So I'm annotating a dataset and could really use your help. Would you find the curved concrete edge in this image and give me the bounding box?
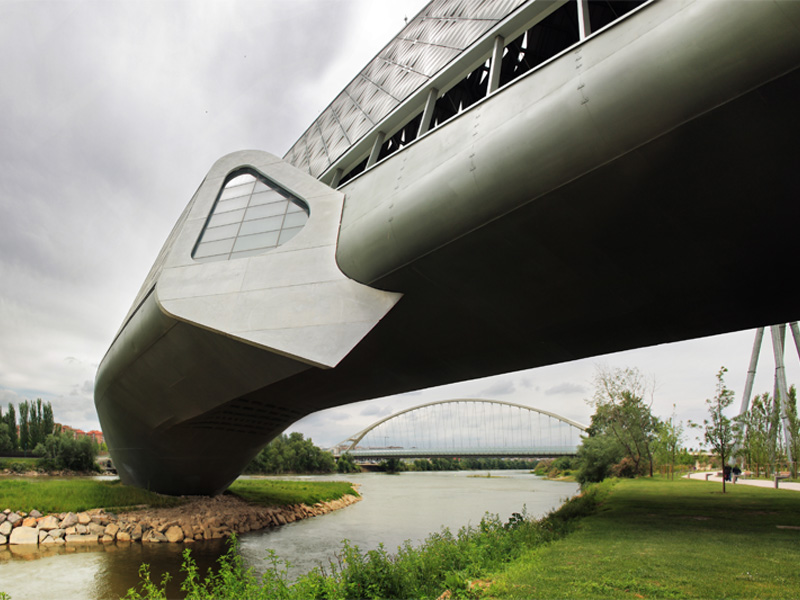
[156,150,402,369]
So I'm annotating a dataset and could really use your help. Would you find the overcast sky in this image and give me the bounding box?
[0,0,797,450]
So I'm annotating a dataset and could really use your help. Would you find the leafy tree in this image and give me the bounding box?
[42,401,54,438]
[18,400,29,452]
[245,433,336,475]
[586,366,659,477]
[0,421,12,453]
[337,452,359,473]
[737,392,778,476]
[38,433,99,472]
[378,457,405,473]
[5,403,17,450]
[653,407,685,478]
[576,432,625,483]
[700,367,740,493]
[786,385,800,478]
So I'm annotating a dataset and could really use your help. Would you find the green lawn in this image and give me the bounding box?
[227,478,358,506]
[493,477,800,599]
[0,477,358,514]
[0,478,184,513]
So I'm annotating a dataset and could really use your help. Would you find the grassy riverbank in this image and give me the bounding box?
[0,478,358,514]
[124,476,800,599]
[494,477,800,598]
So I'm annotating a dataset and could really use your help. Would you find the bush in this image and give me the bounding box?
[39,433,99,472]
[610,457,645,478]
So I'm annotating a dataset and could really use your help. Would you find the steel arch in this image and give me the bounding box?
[334,398,588,452]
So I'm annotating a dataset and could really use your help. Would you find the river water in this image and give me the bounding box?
[0,471,578,599]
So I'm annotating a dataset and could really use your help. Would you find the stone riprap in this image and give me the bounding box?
[0,493,360,547]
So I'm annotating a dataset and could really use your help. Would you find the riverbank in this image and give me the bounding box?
[0,478,360,549]
[120,475,800,599]
[493,477,800,598]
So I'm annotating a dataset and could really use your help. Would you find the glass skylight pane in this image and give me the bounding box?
[249,190,286,207]
[194,238,235,258]
[233,231,280,252]
[283,211,308,229]
[253,180,274,193]
[207,209,246,228]
[239,215,285,236]
[200,223,239,242]
[219,181,255,200]
[244,202,288,221]
[214,196,250,213]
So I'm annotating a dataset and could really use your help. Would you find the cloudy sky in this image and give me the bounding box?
[0,0,796,449]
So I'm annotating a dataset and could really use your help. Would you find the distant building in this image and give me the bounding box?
[54,424,103,446]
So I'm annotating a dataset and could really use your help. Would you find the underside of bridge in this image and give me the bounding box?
[95,0,800,495]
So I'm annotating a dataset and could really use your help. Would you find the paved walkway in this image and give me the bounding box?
[685,471,800,491]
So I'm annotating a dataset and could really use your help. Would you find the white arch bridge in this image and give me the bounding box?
[333,399,587,460]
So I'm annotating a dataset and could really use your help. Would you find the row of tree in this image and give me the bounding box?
[379,456,536,472]
[0,399,55,453]
[576,365,800,492]
[245,432,339,474]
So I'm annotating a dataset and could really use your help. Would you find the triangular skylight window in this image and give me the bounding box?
[192,171,309,262]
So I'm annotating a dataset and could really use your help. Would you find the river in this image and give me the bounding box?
[0,471,578,599]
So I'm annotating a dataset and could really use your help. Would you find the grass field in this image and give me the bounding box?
[227,478,358,506]
[0,477,358,514]
[0,478,185,513]
[494,477,800,599]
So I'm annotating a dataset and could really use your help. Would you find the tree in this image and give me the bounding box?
[576,431,625,483]
[18,400,29,452]
[654,406,684,478]
[337,452,359,473]
[786,385,800,478]
[736,392,777,476]
[701,367,739,493]
[588,366,659,477]
[42,402,54,440]
[5,403,17,450]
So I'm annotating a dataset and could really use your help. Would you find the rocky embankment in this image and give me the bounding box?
[0,493,361,547]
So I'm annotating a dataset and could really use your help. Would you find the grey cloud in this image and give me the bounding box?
[360,405,393,418]
[544,382,587,396]
[479,380,516,397]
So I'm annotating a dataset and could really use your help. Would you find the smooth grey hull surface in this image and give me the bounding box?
[95,0,800,495]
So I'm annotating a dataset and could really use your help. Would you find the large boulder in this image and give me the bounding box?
[142,529,168,543]
[29,510,42,519]
[0,522,11,537]
[6,513,21,527]
[65,534,98,544]
[87,523,105,536]
[9,526,38,545]
[38,515,59,531]
[77,512,91,526]
[60,513,78,529]
[164,526,184,543]
[104,523,120,538]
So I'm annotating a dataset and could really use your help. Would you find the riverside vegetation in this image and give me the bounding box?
[121,476,800,600]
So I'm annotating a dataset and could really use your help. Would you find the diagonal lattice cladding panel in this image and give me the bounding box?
[283,0,528,179]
